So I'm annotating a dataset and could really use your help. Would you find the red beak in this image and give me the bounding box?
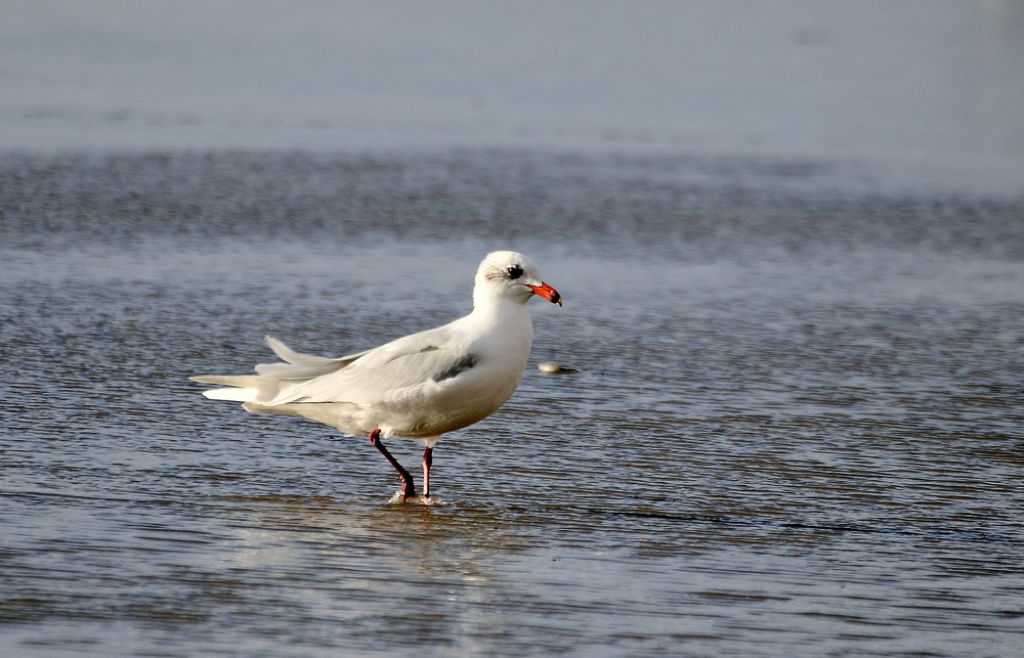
[528,282,562,306]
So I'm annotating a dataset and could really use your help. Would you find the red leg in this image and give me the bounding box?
[368,428,415,499]
[422,446,433,499]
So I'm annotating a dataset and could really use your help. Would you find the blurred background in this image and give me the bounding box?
[2,2,1022,657]
[2,0,1023,193]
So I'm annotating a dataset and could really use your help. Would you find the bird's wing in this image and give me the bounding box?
[192,335,373,401]
[253,335,370,380]
[261,320,478,406]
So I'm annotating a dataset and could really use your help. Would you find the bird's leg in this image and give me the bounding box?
[422,446,433,499]
[368,428,416,499]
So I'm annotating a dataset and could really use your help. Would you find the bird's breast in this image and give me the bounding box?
[388,331,532,438]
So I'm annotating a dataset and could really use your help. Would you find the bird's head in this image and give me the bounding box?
[474,250,562,308]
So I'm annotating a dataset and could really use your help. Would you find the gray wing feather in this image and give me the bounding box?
[254,335,369,381]
[259,324,475,406]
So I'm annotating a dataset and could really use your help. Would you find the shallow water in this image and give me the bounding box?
[1,149,1022,656]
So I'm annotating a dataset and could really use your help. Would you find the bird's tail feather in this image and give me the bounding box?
[253,335,359,381]
[201,387,258,402]
[191,336,358,405]
[188,375,263,402]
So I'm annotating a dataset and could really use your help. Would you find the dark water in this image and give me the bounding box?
[1,150,1022,657]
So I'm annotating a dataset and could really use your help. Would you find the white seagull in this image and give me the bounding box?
[191,250,562,501]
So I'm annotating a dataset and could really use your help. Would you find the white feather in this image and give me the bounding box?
[191,250,558,441]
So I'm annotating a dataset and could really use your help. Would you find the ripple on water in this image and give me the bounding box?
[1,150,1022,657]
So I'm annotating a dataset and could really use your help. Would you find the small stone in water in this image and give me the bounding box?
[538,362,576,374]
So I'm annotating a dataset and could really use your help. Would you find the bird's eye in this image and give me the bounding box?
[506,264,524,280]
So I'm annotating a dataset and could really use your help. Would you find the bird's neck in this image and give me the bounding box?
[468,297,534,363]
[470,296,533,331]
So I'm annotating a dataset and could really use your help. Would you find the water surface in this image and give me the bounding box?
[1,150,1022,656]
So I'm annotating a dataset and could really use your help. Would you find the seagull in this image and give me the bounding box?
[191,250,562,501]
